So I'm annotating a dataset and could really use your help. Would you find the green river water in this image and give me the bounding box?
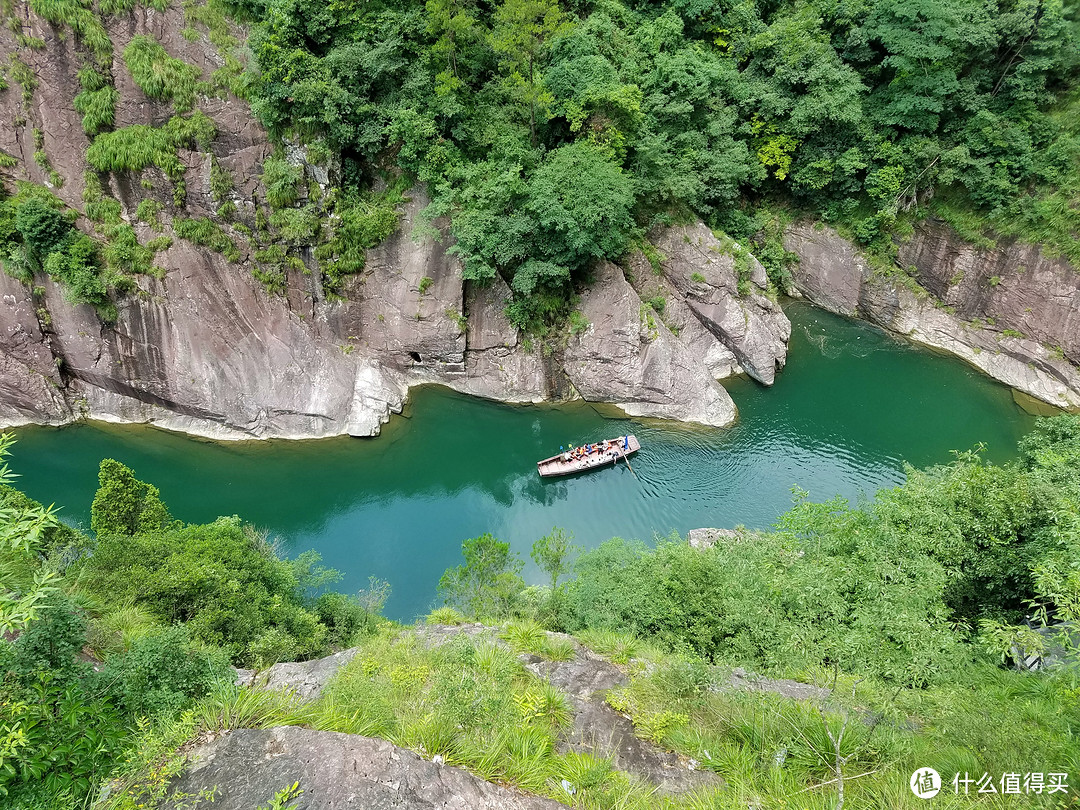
[10,303,1038,620]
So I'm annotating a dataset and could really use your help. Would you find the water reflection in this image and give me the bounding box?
[10,303,1037,619]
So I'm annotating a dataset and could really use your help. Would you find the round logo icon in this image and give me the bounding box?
[910,768,941,799]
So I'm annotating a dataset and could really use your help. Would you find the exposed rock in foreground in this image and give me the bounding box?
[252,648,360,700]
[520,647,721,796]
[784,223,1080,410]
[255,623,720,796]
[165,726,568,810]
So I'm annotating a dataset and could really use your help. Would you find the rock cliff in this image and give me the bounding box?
[0,5,789,438]
[784,223,1080,410]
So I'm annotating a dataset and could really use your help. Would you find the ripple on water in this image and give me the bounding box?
[7,302,1038,620]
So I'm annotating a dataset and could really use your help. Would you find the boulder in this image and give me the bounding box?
[165,727,569,810]
[650,224,790,385]
[254,648,361,700]
[686,528,742,549]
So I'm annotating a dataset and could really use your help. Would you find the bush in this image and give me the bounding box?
[261,154,302,209]
[91,458,174,537]
[1,597,125,800]
[314,188,402,289]
[102,625,232,718]
[14,198,71,260]
[86,113,217,180]
[73,67,117,135]
[123,36,203,112]
[173,217,241,262]
[78,463,350,668]
[44,233,114,316]
[437,534,524,622]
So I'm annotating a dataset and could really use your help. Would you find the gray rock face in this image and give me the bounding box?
[166,726,569,810]
[725,667,829,702]
[784,223,1080,410]
[686,528,742,549]
[563,261,737,427]
[255,648,361,700]
[900,222,1080,365]
[650,225,790,385]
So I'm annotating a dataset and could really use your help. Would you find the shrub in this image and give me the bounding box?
[44,233,114,316]
[101,625,232,718]
[86,112,217,180]
[28,0,112,61]
[268,206,319,244]
[173,217,240,262]
[15,197,70,260]
[437,534,524,622]
[103,223,155,277]
[314,188,402,288]
[1,597,126,800]
[123,36,203,112]
[261,155,302,209]
[73,67,117,135]
[135,199,164,228]
[90,458,174,537]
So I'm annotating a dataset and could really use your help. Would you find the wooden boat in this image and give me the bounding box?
[537,435,640,478]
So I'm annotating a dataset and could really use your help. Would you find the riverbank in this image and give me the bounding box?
[11,304,1035,621]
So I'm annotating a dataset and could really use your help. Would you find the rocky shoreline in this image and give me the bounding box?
[1,3,1076,438]
[0,190,793,440]
[3,208,1078,441]
[784,223,1080,411]
[4,210,1079,441]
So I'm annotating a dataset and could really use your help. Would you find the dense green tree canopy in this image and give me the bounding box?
[246,0,1079,325]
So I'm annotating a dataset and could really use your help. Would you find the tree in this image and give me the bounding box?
[527,141,634,265]
[14,197,71,265]
[426,0,481,96]
[438,533,524,620]
[490,0,570,145]
[0,433,61,636]
[531,526,577,590]
[90,458,174,537]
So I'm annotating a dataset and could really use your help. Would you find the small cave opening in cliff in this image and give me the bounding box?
[408,351,422,364]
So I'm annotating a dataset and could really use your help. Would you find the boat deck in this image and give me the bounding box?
[537,435,640,478]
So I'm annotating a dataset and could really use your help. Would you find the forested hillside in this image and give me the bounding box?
[243,0,1080,326]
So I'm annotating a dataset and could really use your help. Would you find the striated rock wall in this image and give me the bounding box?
[784,223,1080,410]
[0,5,787,438]
[626,223,790,386]
[898,222,1080,366]
[562,261,738,427]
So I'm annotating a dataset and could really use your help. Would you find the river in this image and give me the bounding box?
[10,303,1037,620]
